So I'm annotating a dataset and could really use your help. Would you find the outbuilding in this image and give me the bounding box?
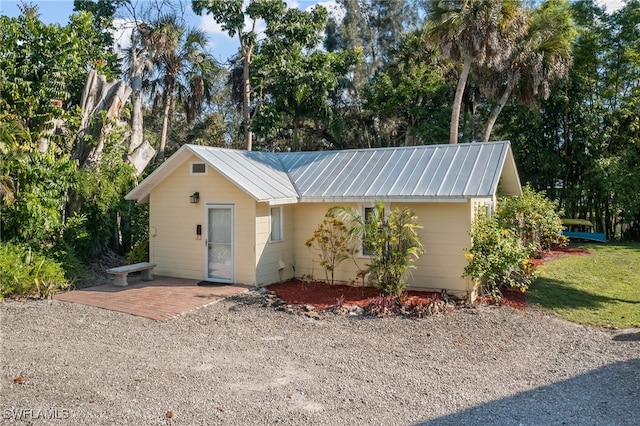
[125,141,522,300]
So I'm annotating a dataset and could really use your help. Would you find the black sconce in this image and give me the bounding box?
[190,192,200,203]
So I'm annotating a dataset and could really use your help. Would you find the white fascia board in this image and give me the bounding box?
[266,197,300,206]
[298,196,471,204]
[124,145,194,202]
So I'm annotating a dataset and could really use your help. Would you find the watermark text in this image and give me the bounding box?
[4,408,70,421]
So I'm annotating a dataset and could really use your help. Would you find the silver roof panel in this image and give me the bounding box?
[126,141,519,204]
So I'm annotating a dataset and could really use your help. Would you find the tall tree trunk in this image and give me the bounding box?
[450,56,472,144]
[157,91,172,162]
[242,46,253,151]
[482,75,516,142]
[129,31,144,155]
[74,70,132,168]
[127,30,156,175]
[69,70,132,219]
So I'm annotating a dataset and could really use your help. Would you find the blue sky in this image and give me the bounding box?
[0,0,337,62]
[0,0,626,63]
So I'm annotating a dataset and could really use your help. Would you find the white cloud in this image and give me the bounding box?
[198,14,226,37]
[194,1,345,61]
[597,1,625,12]
[306,0,344,22]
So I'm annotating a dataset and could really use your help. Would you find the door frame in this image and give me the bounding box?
[204,203,235,283]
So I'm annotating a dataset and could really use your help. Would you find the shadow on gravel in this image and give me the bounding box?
[613,332,640,342]
[416,359,640,425]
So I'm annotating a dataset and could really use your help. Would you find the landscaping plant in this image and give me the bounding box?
[331,202,424,296]
[463,209,537,301]
[465,187,566,301]
[305,212,357,285]
[0,242,69,299]
[496,184,566,258]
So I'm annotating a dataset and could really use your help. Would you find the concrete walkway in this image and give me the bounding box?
[53,276,251,321]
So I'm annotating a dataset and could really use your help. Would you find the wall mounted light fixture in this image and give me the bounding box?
[190,192,200,203]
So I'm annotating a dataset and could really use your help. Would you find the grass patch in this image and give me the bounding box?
[528,242,640,329]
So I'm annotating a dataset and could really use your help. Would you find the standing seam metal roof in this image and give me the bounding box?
[126,141,517,204]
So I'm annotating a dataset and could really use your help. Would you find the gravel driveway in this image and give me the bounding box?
[1,291,639,425]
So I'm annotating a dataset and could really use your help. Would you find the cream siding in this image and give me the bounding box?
[149,154,256,284]
[292,203,368,284]
[134,143,518,301]
[290,201,481,297]
[392,202,474,296]
[255,203,295,286]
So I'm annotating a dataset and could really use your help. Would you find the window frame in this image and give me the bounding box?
[358,203,385,257]
[190,162,207,175]
[269,206,283,243]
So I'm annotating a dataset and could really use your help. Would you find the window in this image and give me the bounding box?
[361,204,384,256]
[270,207,283,242]
[191,163,207,175]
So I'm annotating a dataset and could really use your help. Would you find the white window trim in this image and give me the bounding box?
[190,162,208,175]
[269,206,283,243]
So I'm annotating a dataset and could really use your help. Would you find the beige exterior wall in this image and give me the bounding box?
[292,203,368,284]
[392,202,474,297]
[290,200,493,299]
[255,203,295,286]
[149,154,256,284]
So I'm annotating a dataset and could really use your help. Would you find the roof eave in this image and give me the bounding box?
[298,196,474,204]
[125,144,196,203]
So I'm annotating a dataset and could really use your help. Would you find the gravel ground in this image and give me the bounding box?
[1,291,639,425]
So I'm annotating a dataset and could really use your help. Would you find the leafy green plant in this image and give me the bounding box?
[332,202,424,296]
[126,237,149,264]
[463,210,537,301]
[497,185,566,258]
[0,242,69,299]
[305,212,356,285]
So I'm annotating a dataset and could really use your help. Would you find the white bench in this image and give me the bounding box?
[106,262,157,287]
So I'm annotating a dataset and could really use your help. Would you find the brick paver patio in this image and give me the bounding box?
[53,276,251,321]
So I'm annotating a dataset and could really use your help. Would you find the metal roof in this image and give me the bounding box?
[188,145,298,202]
[126,141,521,204]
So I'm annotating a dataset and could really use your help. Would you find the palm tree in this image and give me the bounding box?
[479,0,575,141]
[146,15,219,161]
[426,0,525,143]
[192,0,266,151]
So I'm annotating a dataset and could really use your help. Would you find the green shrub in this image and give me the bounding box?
[62,213,94,262]
[126,237,149,264]
[49,241,88,283]
[332,202,424,296]
[497,185,566,258]
[463,210,537,301]
[0,242,70,299]
[367,207,424,296]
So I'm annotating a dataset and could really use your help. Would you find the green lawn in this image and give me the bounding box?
[527,242,640,329]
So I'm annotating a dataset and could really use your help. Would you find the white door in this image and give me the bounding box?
[206,204,234,282]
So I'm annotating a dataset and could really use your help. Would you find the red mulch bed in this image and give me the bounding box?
[267,280,440,311]
[531,245,591,267]
[267,245,591,313]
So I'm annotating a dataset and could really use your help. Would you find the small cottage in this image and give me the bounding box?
[125,141,522,300]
